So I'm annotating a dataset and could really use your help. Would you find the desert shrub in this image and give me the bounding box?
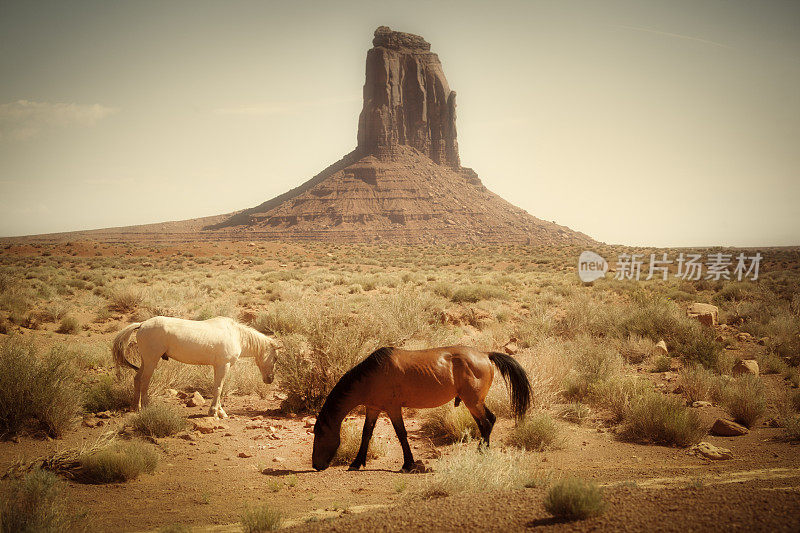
[757,351,789,375]
[562,338,623,400]
[0,338,82,438]
[557,402,591,424]
[158,525,192,533]
[106,287,142,313]
[130,403,187,437]
[620,334,656,364]
[83,374,135,412]
[420,404,479,443]
[620,392,705,447]
[56,316,80,334]
[511,303,554,347]
[722,375,766,428]
[0,468,88,533]
[651,355,671,373]
[450,285,507,303]
[331,418,388,465]
[507,412,562,451]
[544,477,606,520]
[421,443,532,498]
[225,359,270,398]
[78,440,158,483]
[784,416,800,441]
[240,503,282,532]
[588,375,653,422]
[679,364,717,403]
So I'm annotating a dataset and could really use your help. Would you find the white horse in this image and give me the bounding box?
[112,316,281,418]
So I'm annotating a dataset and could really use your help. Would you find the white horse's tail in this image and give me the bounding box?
[112,322,142,371]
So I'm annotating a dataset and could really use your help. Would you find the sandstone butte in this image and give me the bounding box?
[49,26,597,245]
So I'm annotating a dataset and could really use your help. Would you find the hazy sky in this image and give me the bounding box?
[1,0,798,246]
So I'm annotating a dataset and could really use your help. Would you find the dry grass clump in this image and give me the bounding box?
[678,364,719,403]
[450,285,508,303]
[420,442,532,498]
[331,419,388,465]
[588,375,653,422]
[83,374,135,413]
[557,402,591,424]
[77,440,158,483]
[130,403,187,438]
[419,404,479,443]
[507,412,563,451]
[651,355,671,373]
[240,503,283,532]
[106,287,142,313]
[544,477,606,521]
[722,375,766,428]
[620,392,705,447]
[562,337,623,400]
[0,468,88,533]
[56,315,80,334]
[619,334,657,364]
[0,337,82,438]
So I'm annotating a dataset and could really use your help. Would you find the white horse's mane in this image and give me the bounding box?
[233,321,273,366]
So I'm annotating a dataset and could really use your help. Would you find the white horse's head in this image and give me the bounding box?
[256,336,282,384]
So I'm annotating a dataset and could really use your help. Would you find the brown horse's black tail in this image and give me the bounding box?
[488,352,531,419]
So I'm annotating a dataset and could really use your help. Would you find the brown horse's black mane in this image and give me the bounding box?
[317,346,394,428]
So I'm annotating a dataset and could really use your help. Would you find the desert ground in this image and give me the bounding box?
[0,239,799,532]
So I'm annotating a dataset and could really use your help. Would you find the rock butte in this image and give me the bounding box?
[36,27,596,245]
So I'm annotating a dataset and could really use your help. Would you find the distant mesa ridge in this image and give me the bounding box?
[23,27,593,245]
[203,26,593,245]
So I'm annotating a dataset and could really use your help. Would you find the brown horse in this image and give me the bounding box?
[312,346,531,472]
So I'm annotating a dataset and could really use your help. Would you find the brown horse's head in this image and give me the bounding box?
[311,418,339,471]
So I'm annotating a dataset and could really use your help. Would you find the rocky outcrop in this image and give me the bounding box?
[357,26,460,168]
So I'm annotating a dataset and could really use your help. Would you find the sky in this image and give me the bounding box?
[1,0,798,246]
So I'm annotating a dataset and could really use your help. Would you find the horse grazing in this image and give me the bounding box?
[312,346,531,472]
[112,316,280,418]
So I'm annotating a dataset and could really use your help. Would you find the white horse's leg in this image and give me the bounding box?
[209,362,230,418]
[138,357,159,409]
[133,369,143,411]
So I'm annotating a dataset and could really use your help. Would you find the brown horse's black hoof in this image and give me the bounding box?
[401,461,428,474]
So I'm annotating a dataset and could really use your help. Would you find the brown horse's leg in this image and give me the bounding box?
[387,407,416,472]
[466,402,495,446]
[349,407,380,471]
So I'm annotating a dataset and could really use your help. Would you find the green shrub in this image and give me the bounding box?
[240,503,282,532]
[331,419,387,465]
[0,338,82,438]
[79,440,158,483]
[420,404,479,443]
[544,477,606,520]
[507,412,562,451]
[620,392,705,447]
[722,375,766,428]
[83,374,135,413]
[130,403,187,438]
[0,468,88,533]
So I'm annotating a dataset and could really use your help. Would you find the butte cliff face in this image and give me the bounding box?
[206,27,594,245]
[357,26,459,168]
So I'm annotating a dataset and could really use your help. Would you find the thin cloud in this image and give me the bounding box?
[0,100,117,140]
[214,96,359,116]
[617,25,733,50]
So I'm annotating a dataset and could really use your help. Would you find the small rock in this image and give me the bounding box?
[176,431,196,442]
[176,391,189,399]
[503,341,519,355]
[273,456,285,462]
[96,411,112,419]
[166,388,179,397]
[736,332,753,342]
[710,419,748,437]
[82,418,100,428]
[274,393,288,401]
[238,452,253,458]
[304,417,316,428]
[687,303,718,327]
[191,418,216,434]
[654,340,668,355]
[732,359,759,377]
[690,442,733,460]
[692,401,712,408]
[187,391,206,407]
